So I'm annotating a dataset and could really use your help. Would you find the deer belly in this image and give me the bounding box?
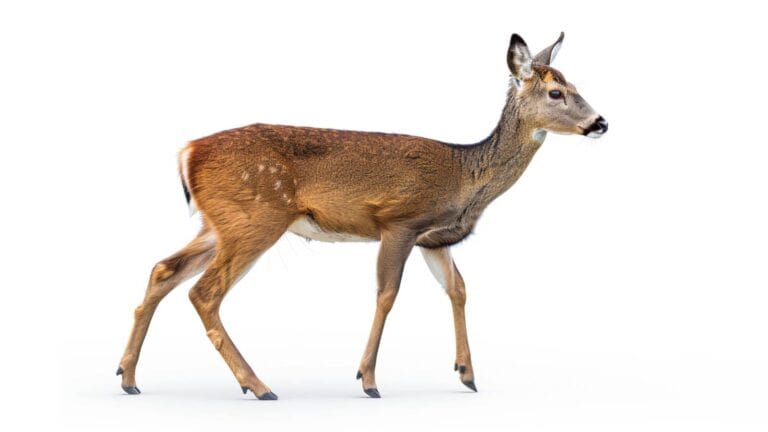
[287,215,375,243]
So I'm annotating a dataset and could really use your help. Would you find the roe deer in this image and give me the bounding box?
[116,32,608,400]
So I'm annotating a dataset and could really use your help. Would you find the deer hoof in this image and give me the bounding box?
[364,388,381,398]
[257,391,279,400]
[116,366,124,376]
[121,385,141,395]
[461,380,477,392]
[356,370,363,380]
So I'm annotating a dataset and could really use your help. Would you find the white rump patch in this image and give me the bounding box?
[179,146,198,216]
[288,216,373,243]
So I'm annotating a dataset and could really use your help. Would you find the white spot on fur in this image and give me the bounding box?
[293,179,298,185]
[288,216,373,243]
[269,166,277,174]
[258,164,265,172]
[274,180,282,190]
[241,171,249,181]
[254,194,261,201]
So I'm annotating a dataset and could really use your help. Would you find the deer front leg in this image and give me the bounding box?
[357,227,416,398]
[421,247,476,392]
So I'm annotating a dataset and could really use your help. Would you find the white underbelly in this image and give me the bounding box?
[287,216,374,243]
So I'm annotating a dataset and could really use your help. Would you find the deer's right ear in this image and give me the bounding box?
[507,33,533,82]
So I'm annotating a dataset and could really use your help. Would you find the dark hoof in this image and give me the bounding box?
[462,380,477,392]
[121,385,141,395]
[257,391,279,400]
[116,367,124,376]
[241,386,248,395]
[356,370,363,380]
[364,388,381,398]
[454,363,458,371]
[458,365,466,374]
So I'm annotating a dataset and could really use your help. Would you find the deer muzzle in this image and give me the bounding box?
[584,116,608,138]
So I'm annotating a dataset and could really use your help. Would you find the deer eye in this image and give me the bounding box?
[548,90,562,99]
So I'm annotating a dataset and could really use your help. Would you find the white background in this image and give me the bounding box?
[2,1,766,431]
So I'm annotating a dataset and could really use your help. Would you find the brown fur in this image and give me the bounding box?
[117,33,605,399]
[186,124,463,243]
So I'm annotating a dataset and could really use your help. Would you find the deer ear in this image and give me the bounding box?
[533,32,564,66]
[507,33,533,81]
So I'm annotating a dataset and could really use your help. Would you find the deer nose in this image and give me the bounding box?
[584,116,608,137]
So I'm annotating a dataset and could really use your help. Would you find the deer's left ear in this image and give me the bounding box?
[533,32,564,66]
[507,33,533,81]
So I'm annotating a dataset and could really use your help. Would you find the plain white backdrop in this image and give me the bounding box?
[1,1,766,430]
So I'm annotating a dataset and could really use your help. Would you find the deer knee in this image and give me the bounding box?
[376,288,398,313]
[447,276,466,306]
[449,289,466,306]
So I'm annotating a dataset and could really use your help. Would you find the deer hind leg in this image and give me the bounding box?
[117,227,216,394]
[420,246,477,392]
[356,227,416,398]
[188,206,292,400]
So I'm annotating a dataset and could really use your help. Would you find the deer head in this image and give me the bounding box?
[507,32,608,139]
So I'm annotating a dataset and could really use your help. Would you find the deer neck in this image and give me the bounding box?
[457,98,545,202]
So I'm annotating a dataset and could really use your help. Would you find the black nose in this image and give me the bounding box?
[585,116,608,136]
